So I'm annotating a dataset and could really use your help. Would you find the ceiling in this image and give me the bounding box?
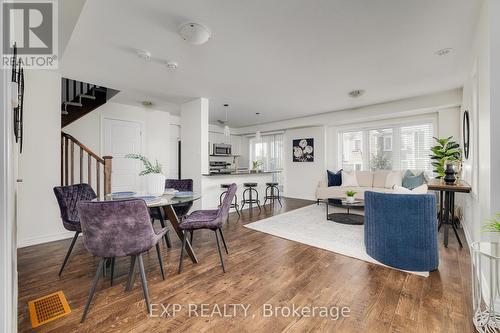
[60,0,480,127]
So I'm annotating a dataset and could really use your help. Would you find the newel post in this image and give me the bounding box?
[103,156,113,196]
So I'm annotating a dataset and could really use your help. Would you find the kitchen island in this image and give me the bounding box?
[201,171,281,210]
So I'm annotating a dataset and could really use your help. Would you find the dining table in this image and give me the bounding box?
[95,192,201,263]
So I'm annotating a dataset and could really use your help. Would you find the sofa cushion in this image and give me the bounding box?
[373,171,389,188]
[327,169,342,187]
[341,171,359,187]
[385,171,403,188]
[393,184,428,194]
[356,171,373,187]
[402,170,425,189]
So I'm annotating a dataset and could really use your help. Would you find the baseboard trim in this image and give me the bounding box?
[17,231,76,248]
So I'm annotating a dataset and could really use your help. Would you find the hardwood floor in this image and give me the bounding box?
[17,198,474,332]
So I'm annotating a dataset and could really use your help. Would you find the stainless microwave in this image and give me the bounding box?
[212,143,232,156]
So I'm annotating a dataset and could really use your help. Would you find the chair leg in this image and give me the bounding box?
[214,230,226,273]
[190,230,194,246]
[178,230,188,274]
[125,255,136,291]
[81,258,105,323]
[157,208,172,248]
[137,254,151,314]
[155,243,165,280]
[234,194,241,217]
[165,230,172,249]
[102,258,107,277]
[219,228,229,254]
[255,189,262,213]
[264,186,269,205]
[110,257,116,286]
[276,186,282,207]
[59,231,80,276]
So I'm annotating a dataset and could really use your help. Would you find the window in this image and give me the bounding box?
[340,120,434,174]
[249,133,285,191]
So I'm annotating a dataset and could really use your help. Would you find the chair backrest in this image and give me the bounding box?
[53,184,97,225]
[364,191,438,271]
[77,199,157,258]
[218,183,237,222]
[166,179,193,192]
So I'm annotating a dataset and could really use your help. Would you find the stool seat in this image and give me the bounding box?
[266,182,279,186]
[220,184,232,189]
[244,182,258,187]
[264,182,282,207]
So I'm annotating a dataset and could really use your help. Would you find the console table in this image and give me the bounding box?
[427,180,471,248]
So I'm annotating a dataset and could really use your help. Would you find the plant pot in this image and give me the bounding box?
[145,173,166,196]
[346,196,355,204]
[444,163,456,185]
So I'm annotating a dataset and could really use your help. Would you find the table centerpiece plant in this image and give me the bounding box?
[346,190,357,203]
[430,136,461,182]
[251,160,263,173]
[125,153,165,196]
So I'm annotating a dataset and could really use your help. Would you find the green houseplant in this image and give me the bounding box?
[345,190,357,203]
[483,214,500,233]
[251,160,263,172]
[430,136,461,179]
[125,154,164,196]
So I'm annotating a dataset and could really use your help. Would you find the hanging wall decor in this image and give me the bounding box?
[463,110,470,160]
[293,138,314,162]
[11,43,25,153]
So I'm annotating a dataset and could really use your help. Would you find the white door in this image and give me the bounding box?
[103,119,142,192]
[167,124,180,179]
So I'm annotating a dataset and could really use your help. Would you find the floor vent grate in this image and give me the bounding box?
[28,291,71,328]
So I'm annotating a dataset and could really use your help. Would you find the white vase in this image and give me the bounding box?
[146,173,166,196]
[346,196,355,203]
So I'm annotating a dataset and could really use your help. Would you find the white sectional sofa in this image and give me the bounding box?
[315,170,426,201]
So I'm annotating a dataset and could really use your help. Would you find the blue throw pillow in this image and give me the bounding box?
[402,170,425,189]
[327,169,342,187]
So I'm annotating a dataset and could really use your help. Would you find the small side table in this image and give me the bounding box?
[428,180,471,248]
[471,242,500,332]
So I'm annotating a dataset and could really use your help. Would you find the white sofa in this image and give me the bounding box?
[315,170,426,201]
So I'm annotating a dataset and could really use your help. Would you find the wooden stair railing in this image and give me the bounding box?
[61,132,112,197]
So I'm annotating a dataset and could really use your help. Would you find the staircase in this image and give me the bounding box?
[61,78,119,127]
[61,132,112,197]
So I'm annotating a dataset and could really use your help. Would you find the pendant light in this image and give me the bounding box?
[223,104,230,137]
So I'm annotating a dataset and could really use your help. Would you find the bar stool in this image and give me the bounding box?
[241,183,261,212]
[220,183,240,217]
[264,182,282,206]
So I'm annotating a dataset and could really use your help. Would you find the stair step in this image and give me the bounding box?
[64,101,83,107]
[80,94,96,100]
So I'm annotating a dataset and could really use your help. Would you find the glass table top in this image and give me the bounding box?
[93,192,201,207]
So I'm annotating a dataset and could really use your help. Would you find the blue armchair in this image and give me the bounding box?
[364,191,439,271]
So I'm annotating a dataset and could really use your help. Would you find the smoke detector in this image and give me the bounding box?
[178,22,211,45]
[436,48,453,56]
[136,49,151,60]
[348,90,365,98]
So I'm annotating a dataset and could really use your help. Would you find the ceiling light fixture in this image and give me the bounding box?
[136,49,151,60]
[436,48,453,56]
[165,61,178,69]
[255,112,260,115]
[178,22,211,45]
[255,130,261,141]
[348,89,365,98]
[223,104,230,137]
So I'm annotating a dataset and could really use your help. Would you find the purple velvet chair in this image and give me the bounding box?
[178,183,237,273]
[53,184,96,276]
[149,179,193,247]
[77,199,168,322]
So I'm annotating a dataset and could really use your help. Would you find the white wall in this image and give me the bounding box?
[180,98,209,208]
[17,70,64,247]
[64,101,173,192]
[490,0,500,215]
[284,127,327,200]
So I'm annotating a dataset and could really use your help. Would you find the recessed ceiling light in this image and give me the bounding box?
[136,49,151,60]
[178,22,211,45]
[223,104,229,107]
[166,61,178,69]
[255,112,260,115]
[348,90,365,98]
[436,48,453,56]
[142,101,153,107]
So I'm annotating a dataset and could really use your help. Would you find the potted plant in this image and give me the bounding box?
[430,136,461,181]
[345,190,357,203]
[251,160,263,173]
[125,154,165,196]
[483,214,500,233]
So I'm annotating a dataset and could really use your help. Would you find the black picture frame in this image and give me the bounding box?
[292,138,314,162]
[463,110,470,160]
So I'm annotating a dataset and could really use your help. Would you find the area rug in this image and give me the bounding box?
[244,204,429,277]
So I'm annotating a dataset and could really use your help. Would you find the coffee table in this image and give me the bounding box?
[326,198,364,225]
